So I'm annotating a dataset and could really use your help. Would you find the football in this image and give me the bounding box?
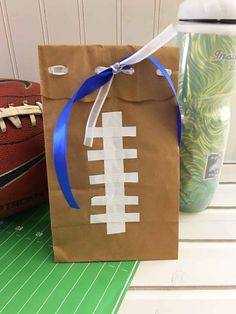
[0,79,48,219]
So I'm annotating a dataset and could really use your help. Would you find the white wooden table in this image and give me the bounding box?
[120,164,236,314]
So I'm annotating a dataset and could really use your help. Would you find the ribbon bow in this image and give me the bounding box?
[53,25,181,210]
[84,62,134,147]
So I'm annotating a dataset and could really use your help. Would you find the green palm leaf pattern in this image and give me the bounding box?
[178,32,236,212]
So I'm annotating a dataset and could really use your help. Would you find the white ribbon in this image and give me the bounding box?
[83,24,177,147]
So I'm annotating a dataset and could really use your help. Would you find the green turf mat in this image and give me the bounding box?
[0,205,139,314]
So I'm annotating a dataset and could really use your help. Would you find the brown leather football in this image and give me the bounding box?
[0,79,48,219]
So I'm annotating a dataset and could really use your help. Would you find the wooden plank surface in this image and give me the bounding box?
[123,163,236,312]
[225,103,236,161]
[220,164,236,183]
[120,290,236,314]
[180,209,236,240]
[210,184,236,207]
[179,164,236,240]
[131,242,236,287]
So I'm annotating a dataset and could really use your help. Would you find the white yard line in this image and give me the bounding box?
[55,263,91,314]
[112,261,139,314]
[17,264,59,313]
[0,208,43,248]
[0,236,51,292]
[36,264,74,313]
[0,224,50,276]
[0,250,52,311]
[92,262,122,314]
[74,263,107,313]
[0,215,22,234]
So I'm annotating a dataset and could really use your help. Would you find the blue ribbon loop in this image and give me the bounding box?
[53,56,182,210]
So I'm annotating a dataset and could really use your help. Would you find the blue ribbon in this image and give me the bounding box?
[148,56,182,145]
[53,56,182,209]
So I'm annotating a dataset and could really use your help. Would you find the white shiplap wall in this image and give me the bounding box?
[0,0,236,160]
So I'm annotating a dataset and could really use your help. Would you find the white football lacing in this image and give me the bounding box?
[0,102,43,132]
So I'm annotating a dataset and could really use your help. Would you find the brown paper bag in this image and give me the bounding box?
[38,45,179,262]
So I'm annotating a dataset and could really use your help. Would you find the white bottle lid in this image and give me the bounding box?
[177,0,236,34]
